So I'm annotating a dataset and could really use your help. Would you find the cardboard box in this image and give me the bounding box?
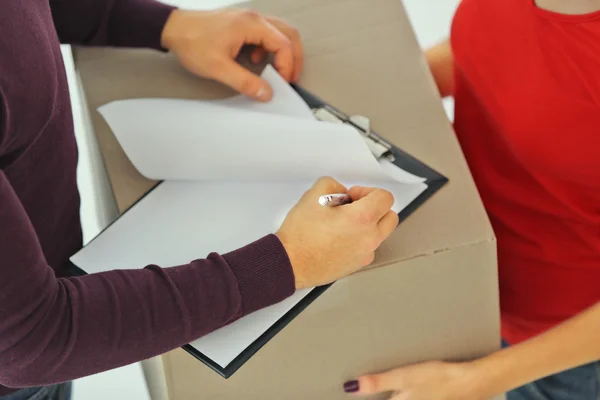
[72,0,501,398]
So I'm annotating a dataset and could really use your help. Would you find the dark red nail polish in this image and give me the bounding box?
[343,380,359,393]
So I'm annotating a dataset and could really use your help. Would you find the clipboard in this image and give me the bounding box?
[65,85,448,379]
[293,85,448,223]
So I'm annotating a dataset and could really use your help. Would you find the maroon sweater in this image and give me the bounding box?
[0,0,295,394]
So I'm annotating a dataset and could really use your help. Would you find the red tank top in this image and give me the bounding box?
[451,0,600,344]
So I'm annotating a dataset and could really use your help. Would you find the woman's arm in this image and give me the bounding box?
[473,301,600,397]
[345,302,600,399]
[425,39,454,98]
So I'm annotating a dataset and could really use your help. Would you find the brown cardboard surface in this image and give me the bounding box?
[73,0,500,398]
[162,240,499,400]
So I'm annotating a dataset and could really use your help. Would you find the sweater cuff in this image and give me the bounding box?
[109,0,176,50]
[223,234,296,315]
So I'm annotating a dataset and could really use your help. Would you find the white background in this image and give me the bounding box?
[63,0,460,398]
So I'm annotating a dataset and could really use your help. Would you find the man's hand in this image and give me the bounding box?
[161,8,303,101]
[343,361,484,400]
[276,177,399,289]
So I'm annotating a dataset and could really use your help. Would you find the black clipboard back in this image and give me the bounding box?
[292,85,448,222]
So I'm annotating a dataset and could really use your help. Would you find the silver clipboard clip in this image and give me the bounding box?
[312,105,395,163]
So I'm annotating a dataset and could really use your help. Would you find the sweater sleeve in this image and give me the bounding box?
[0,171,295,388]
[49,0,176,50]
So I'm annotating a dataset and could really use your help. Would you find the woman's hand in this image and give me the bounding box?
[344,360,487,400]
[160,8,303,102]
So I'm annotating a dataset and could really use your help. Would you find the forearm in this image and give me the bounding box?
[1,237,294,387]
[425,39,454,98]
[50,0,175,49]
[0,171,295,387]
[473,302,600,397]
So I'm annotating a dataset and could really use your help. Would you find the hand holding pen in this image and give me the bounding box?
[276,177,398,289]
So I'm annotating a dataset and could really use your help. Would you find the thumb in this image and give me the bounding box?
[210,58,273,101]
[344,369,404,395]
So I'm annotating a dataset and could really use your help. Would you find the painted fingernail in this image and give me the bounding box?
[343,380,359,393]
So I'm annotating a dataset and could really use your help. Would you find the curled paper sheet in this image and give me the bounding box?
[98,65,426,185]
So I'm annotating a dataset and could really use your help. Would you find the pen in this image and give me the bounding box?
[318,193,352,207]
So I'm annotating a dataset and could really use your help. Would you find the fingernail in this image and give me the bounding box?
[256,86,270,101]
[343,380,359,393]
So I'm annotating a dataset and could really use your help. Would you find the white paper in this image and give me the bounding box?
[379,159,427,184]
[99,66,388,183]
[99,66,425,185]
[100,98,386,182]
[70,179,427,368]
